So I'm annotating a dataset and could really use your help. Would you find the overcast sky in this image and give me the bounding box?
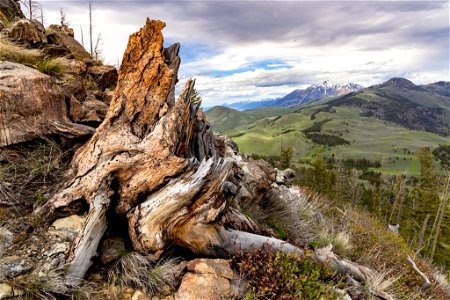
[36,0,449,106]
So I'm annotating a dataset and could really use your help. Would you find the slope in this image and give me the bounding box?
[224,78,450,174]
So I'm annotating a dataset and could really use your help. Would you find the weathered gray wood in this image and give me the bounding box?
[65,180,111,286]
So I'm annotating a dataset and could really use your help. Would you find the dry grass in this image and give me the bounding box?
[0,36,42,65]
[240,187,325,245]
[108,252,181,295]
[314,230,352,256]
[6,271,97,300]
[364,270,401,299]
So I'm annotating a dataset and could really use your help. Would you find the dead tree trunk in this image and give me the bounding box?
[34,19,385,291]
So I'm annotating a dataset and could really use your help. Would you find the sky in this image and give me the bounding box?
[34,0,449,106]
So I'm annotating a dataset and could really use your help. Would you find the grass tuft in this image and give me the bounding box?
[108,252,180,294]
[36,58,62,77]
[0,36,42,65]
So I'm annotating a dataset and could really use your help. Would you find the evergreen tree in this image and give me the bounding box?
[312,154,328,194]
[280,147,293,169]
[414,147,440,257]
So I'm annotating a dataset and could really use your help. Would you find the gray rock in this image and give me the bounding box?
[0,227,13,253]
[0,256,32,278]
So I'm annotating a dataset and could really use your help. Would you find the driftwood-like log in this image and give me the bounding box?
[407,255,431,289]
[34,18,388,296]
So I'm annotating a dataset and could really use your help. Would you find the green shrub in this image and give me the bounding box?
[36,58,62,77]
[231,245,343,299]
[36,192,45,205]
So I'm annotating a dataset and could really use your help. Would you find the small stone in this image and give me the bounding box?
[51,215,85,232]
[46,242,69,257]
[0,283,13,299]
[131,290,151,300]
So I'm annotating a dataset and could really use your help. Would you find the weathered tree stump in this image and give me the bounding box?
[34,19,383,292]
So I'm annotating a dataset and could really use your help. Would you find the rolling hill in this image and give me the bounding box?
[209,78,450,174]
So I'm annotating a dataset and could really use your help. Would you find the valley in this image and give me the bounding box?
[207,78,450,174]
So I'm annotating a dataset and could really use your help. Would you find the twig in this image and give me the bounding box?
[407,255,431,289]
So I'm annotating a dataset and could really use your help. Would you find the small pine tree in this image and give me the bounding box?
[280,147,293,169]
[312,154,328,194]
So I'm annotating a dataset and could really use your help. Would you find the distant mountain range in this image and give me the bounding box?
[223,81,364,111]
[205,78,450,172]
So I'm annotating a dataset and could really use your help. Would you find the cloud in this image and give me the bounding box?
[38,0,449,105]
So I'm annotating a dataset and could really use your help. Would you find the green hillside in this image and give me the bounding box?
[205,105,291,132]
[217,79,450,174]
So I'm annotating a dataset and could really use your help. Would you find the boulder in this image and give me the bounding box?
[46,25,92,62]
[2,19,46,47]
[87,65,118,90]
[0,61,94,147]
[0,0,24,23]
[175,259,234,300]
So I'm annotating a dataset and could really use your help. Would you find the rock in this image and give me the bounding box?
[54,57,87,75]
[100,237,126,264]
[175,259,233,300]
[87,65,118,90]
[0,62,94,146]
[62,75,86,100]
[0,227,13,252]
[50,214,85,240]
[103,88,115,104]
[84,96,109,118]
[132,290,151,300]
[3,19,46,47]
[187,258,233,280]
[46,25,92,62]
[46,242,70,257]
[69,96,108,123]
[0,255,32,277]
[0,283,13,299]
[42,44,70,57]
[275,168,295,185]
[175,273,231,300]
[0,0,24,23]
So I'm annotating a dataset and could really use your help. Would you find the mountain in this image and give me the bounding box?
[220,81,364,111]
[223,98,279,111]
[215,78,449,174]
[324,78,449,136]
[274,81,364,107]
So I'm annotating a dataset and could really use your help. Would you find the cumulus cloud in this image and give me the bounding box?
[38,0,449,105]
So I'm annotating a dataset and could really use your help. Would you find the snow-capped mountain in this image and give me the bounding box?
[220,82,364,111]
[274,81,364,107]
